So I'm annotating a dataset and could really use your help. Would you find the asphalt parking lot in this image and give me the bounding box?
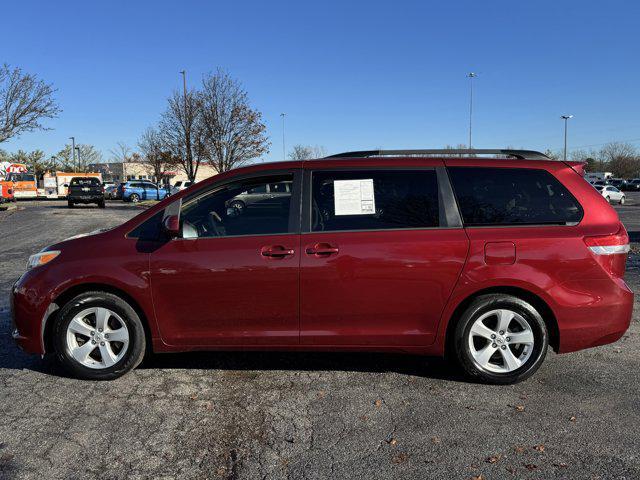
[1,197,639,479]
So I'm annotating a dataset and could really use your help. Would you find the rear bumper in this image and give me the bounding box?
[553,277,634,353]
[69,195,103,203]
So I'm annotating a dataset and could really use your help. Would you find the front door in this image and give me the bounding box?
[150,171,302,346]
[300,167,469,346]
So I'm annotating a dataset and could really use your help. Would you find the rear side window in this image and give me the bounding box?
[311,170,439,232]
[448,167,583,226]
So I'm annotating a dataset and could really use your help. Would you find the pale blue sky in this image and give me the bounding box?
[2,0,639,162]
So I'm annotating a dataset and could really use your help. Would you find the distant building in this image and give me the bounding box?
[87,162,218,185]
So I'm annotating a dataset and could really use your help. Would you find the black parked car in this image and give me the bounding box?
[609,178,628,190]
[624,178,640,191]
[67,177,105,208]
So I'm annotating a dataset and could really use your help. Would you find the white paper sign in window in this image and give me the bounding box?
[333,179,376,215]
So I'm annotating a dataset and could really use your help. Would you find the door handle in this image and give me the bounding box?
[305,243,339,256]
[261,245,295,258]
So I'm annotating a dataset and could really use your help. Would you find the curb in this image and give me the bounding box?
[0,203,18,212]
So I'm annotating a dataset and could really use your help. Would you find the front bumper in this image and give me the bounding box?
[10,273,55,355]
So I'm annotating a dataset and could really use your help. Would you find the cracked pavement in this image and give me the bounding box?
[0,199,639,479]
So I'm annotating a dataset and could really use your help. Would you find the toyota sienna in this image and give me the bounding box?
[11,149,633,383]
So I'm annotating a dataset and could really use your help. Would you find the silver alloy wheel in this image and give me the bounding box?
[66,307,130,369]
[468,309,534,374]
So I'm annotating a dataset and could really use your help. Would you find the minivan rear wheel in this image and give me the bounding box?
[454,294,548,384]
[53,291,146,380]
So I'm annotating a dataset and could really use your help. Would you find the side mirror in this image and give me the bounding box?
[63,183,69,188]
[162,215,180,238]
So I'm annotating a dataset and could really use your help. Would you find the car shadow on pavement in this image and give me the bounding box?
[0,333,466,382]
[139,350,467,382]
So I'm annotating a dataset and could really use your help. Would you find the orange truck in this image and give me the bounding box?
[0,180,15,203]
[0,163,37,200]
[0,162,19,202]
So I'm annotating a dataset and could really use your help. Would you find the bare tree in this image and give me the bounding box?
[56,144,103,172]
[443,143,474,157]
[288,144,327,160]
[138,126,177,199]
[600,142,639,177]
[159,89,205,182]
[7,149,54,176]
[109,142,133,163]
[0,64,61,143]
[569,148,600,172]
[200,69,270,173]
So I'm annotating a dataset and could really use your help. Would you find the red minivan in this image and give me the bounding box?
[11,150,633,383]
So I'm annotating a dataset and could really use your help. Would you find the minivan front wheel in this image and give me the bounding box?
[53,292,146,380]
[454,294,548,384]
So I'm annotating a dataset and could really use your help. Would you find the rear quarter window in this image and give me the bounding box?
[448,167,583,226]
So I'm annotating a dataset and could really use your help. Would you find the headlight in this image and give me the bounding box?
[26,250,60,270]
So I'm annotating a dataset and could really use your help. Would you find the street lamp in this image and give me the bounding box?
[75,147,81,172]
[561,115,573,161]
[69,136,76,172]
[280,113,286,159]
[467,73,477,148]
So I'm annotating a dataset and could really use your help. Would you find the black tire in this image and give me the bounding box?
[229,200,245,212]
[68,200,74,208]
[98,200,106,208]
[129,193,140,203]
[453,294,548,384]
[53,291,146,380]
[605,196,611,203]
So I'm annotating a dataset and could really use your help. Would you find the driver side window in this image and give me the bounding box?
[180,174,294,239]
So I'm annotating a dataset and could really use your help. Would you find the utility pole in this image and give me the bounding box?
[179,70,193,180]
[467,73,477,148]
[69,136,76,172]
[75,147,81,172]
[561,115,573,161]
[280,113,286,159]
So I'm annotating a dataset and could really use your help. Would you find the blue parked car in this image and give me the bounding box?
[119,181,170,202]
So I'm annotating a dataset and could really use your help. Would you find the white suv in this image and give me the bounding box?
[171,181,193,194]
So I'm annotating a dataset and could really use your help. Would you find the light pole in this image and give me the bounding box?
[561,115,573,161]
[280,113,286,159]
[69,137,76,172]
[179,70,187,101]
[467,73,477,148]
[179,70,191,178]
[75,147,81,172]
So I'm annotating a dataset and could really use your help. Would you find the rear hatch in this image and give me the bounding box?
[69,178,103,197]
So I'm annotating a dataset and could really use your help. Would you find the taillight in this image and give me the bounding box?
[584,224,630,277]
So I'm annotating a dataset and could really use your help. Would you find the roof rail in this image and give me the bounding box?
[324,149,550,160]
